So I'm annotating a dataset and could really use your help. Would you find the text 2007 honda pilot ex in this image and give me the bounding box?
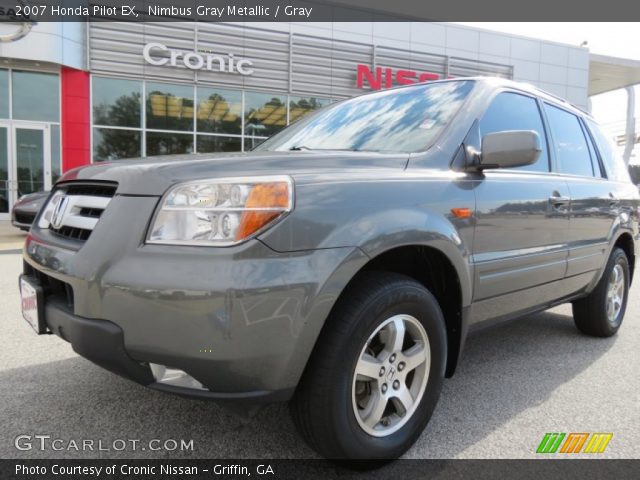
[21,78,639,459]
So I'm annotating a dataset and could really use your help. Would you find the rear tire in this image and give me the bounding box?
[572,247,630,337]
[290,271,447,459]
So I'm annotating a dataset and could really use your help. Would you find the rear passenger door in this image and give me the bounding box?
[542,103,614,287]
[471,91,571,323]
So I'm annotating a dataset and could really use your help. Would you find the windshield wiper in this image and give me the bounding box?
[288,146,380,152]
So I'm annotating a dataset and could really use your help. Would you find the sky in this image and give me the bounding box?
[457,23,640,164]
[456,23,640,61]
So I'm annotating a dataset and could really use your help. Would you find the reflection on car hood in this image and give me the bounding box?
[58,151,409,196]
[14,191,49,212]
[18,191,49,203]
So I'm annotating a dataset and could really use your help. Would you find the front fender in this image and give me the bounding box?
[259,174,476,307]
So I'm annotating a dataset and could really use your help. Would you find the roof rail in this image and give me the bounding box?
[533,86,591,116]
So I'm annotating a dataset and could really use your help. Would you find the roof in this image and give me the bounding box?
[452,77,593,117]
[589,54,640,96]
[350,76,593,119]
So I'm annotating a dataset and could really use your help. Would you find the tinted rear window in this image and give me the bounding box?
[544,104,595,177]
[585,118,631,182]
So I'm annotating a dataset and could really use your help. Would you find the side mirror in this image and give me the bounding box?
[478,130,541,170]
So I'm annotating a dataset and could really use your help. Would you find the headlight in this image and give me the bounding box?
[147,176,293,246]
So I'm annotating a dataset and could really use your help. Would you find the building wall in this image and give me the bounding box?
[0,21,593,180]
[88,22,589,108]
[88,22,513,99]
[273,22,591,108]
[0,23,86,71]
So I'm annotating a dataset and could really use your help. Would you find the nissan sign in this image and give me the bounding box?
[143,42,254,75]
[356,64,442,90]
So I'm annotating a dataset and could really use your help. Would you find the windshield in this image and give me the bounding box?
[255,80,475,153]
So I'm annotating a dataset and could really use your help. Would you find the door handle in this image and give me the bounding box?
[609,192,620,208]
[548,193,570,209]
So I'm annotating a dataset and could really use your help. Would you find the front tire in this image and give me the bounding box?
[572,247,630,337]
[291,272,447,459]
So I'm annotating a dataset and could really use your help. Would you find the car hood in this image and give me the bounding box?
[18,191,49,201]
[59,151,409,196]
[14,191,49,210]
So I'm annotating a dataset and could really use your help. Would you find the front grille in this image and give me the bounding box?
[14,212,36,225]
[65,184,117,197]
[51,225,92,241]
[78,207,103,218]
[46,182,117,243]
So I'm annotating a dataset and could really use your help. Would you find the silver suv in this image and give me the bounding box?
[21,78,639,459]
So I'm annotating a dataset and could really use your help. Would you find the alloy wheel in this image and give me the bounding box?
[351,314,431,437]
[606,263,625,324]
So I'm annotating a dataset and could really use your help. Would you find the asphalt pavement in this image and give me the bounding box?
[0,222,638,459]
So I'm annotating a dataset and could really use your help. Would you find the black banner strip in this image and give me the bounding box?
[1,459,639,480]
[2,0,640,22]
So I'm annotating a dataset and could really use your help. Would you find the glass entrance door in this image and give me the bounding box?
[0,125,10,216]
[14,125,50,196]
[0,123,51,220]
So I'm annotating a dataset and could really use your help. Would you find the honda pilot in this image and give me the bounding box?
[21,78,639,459]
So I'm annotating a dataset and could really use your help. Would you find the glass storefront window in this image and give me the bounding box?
[51,124,61,183]
[0,70,8,119]
[197,135,241,153]
[146,82,193,131]
[147,131,193,156]
[288,96,329,124]
[12,71,59,122]
[93,128,141,162]
[244,92,286,140]
[93,77,142,128]
[90,77,338,161]
[197,87,242,134]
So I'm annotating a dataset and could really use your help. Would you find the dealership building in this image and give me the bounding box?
[0,20,639,219]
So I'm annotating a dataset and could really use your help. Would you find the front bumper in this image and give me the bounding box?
[11,208,37,229]
[23,194,367,402]
[33,295,294,402]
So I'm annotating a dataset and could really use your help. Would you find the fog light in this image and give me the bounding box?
[149,363,207,390]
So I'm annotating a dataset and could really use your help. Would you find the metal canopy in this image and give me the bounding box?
[589,54,640,96]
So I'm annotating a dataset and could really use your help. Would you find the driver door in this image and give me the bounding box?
[470,91,570,324]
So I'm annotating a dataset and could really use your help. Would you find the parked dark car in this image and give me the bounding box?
[20,78,639,460]
[11,191,48,231]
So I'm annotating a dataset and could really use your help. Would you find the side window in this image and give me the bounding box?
[479,92,550,172]
[581,121,605,178]
[585,118,632,183]
[544,103,595,177]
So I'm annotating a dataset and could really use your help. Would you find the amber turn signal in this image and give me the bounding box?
[451,207,472,219]
[236,182,291,240]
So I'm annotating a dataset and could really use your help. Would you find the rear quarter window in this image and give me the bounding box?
[585,118,632,183]
[544,103,595,177]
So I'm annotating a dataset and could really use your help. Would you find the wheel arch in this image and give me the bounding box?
[357,245,467,378]
[614,232,635,282]
[302,243,471,383]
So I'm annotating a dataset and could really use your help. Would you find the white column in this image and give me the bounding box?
[623,85,636,167]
